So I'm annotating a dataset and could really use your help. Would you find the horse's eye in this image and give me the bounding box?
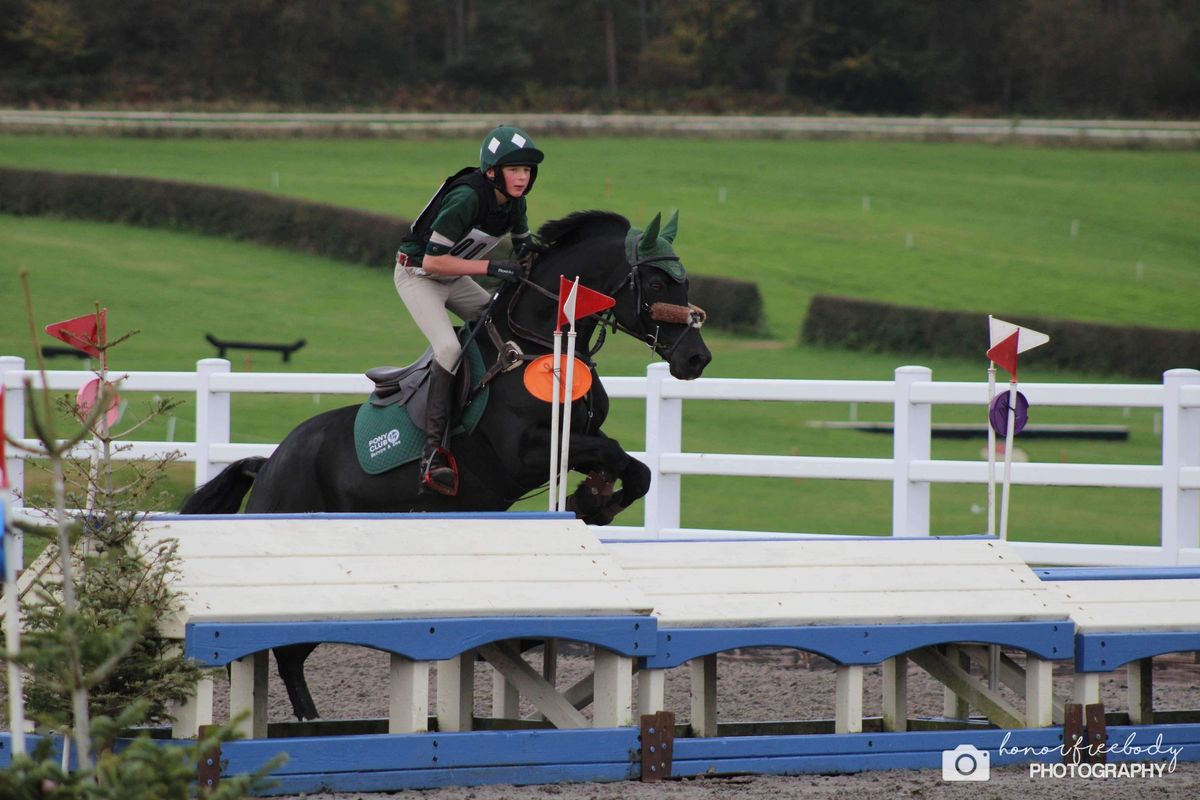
[649,280,664,294]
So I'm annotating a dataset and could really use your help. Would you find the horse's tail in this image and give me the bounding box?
[179,457,266,514]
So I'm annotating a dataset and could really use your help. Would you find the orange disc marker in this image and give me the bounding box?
[523,354,593,403]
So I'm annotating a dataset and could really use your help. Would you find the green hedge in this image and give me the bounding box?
[686,275,764,335]
[801,295,1200,378]
[0,167,765,334]
[0,167,407,267]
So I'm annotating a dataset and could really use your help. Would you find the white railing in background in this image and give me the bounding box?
[3,356,1198,567]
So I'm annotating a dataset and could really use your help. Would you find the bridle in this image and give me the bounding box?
[609,255,707,362]
[506,255,706,362]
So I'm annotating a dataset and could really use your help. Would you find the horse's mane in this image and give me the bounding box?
[537,210,630,251]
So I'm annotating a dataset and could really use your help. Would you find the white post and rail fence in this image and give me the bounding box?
[2,355,1197,567]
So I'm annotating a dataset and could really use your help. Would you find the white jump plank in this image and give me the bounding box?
[630,564,1038,595]
[1048,579,1200,632]
[144,517,654,639]
[612,539,1066,629]
[146,518,603,558]
[612,539,1023,570]
[648,588,1065,628]
[176,580,649,626]
[1066,603,1200,632]
[175,554,621,588]
[1051,579,1200,604]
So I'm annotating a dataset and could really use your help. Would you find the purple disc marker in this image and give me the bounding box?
[989,391,1029,437]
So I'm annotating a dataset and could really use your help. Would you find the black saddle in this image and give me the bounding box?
[364,345,475,432]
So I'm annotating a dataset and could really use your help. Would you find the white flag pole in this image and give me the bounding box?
[986,362,997,536]
[985,356,1001,691]
[556,280,580,512]
[547,329,563,511]
[999,378,1018,541]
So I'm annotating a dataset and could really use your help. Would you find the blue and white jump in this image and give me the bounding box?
[3,512,1199,794]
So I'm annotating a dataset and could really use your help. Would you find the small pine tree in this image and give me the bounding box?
[2,274,281,796]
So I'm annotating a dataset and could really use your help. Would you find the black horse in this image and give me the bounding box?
[180,209,711,720]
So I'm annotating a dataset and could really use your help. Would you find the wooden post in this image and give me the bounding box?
[436,652,475,732]
[1072,672,1101,707]
[593,650,634,728]
[942,645,970,719]
[1024,656,1054,728]
[538,639,558,722]
[835,664,864,734]
[689,654,718,737]
[229,651,268,739]
[1127,658,1154,725]
[639,668,666,715]
[389,655,430,734]
[882,656,907,732]
[492,660,521,720]
[171,674,214,739]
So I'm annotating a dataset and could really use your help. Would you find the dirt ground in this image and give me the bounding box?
[201,643,1200,799]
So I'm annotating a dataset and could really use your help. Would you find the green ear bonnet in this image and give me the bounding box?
[624,210,686,283]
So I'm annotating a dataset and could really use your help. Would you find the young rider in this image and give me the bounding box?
[394,125,545,496]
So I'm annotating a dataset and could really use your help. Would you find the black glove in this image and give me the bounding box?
[513,235,548,259]
[513,236,547,273]
[487,260,522,283]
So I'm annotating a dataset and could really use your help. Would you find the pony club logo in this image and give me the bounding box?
[368,428,402,458]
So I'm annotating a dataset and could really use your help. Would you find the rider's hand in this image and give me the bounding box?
[513,237,545,274]
[487,260,522,283]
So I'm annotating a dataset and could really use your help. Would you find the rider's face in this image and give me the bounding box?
[497,165,531,197]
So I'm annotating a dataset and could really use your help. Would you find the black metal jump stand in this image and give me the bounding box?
[205,334,307,363]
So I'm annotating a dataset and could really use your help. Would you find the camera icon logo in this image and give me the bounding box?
[942,744,991,781]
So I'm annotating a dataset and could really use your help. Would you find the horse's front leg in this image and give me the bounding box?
[561,432,651,525]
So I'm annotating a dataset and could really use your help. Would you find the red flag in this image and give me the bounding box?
[556,277,615,329]
[987,330,1020,379]
[45,309,106,358]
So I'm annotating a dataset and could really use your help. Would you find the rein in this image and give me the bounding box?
[505,253,706,362]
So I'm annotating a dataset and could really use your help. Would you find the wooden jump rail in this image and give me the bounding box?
[205,333,306,363]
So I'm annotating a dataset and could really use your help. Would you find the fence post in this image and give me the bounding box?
[1161,369,1200,564]
[0,357,26,507]
[892,366,932,537]
[643,362,681,538]
[194,359,231,487]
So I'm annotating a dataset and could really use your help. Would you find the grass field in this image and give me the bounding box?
[2,133,1194,545]
[2,134,1198,340]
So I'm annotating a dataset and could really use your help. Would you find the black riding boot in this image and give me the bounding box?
[420,362,459,496]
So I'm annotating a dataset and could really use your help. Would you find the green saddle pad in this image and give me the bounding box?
[353,341,490,475]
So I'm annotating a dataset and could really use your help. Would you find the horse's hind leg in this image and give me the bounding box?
[274,643,321,721]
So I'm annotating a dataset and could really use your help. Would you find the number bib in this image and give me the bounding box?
[448,227,505,261]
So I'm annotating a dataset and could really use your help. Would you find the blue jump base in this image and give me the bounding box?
[5,724,1199,793]
[646,621,1073,669]
[187,616,656,667]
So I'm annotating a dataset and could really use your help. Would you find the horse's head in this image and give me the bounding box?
[518,210,711,380]
[613,211,712,380]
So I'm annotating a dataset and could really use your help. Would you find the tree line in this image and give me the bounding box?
[2,0,1198,117]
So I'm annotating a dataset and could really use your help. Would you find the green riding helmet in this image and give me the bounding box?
[479,125,544,197]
